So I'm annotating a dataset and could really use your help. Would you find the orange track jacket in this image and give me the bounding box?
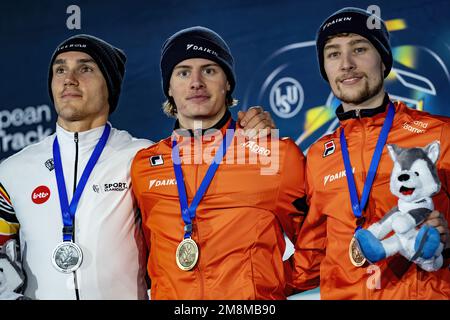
[131,113,306,299]
[293,99,450,299]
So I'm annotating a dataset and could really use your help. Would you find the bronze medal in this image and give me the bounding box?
[176,238,199,271]
[349,236,366,267]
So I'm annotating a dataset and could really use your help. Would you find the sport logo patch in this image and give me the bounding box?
[45,158,54,171]
[104,182,127,192]
[323,140,335,157]
[149,155,164,166]
[31,185,50,204]
[92,183,128,193]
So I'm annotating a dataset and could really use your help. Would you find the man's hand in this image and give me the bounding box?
[237,106,276,139]
[425,210,449,249]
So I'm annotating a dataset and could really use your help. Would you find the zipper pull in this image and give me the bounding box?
[355,109,361,118]
[74,132,79,143]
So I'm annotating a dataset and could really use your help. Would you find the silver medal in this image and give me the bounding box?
[52,242,83,273]
[176,238,199,271]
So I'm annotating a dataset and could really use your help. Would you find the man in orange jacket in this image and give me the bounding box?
[131,26,307,299]
[292,7,450,299]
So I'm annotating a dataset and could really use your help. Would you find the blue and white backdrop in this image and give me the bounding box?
[1,0,449,299]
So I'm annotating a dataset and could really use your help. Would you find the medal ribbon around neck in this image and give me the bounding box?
[53,124,111,241]
[340,102,395,232]
[172,119,236,239]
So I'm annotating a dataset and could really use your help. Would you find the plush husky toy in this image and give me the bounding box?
[355,141,444,272]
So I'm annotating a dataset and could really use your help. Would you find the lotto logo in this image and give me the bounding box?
[31,185,50,204]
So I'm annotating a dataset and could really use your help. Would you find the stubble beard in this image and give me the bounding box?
[57,104,87,122]
[335,70,384,105]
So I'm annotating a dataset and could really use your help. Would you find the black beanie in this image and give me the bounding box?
[316,7,392,81]
[160,26,235,98]
[48,34,126,114]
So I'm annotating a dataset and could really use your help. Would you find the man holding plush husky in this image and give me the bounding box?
[292,7,450,299]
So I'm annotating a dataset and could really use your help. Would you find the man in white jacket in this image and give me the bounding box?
[0,34,151,299]
[0,34,273,300]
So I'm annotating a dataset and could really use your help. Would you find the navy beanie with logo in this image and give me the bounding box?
[48,34,126,114]
[316,7,393,81]
[160,26,235,98]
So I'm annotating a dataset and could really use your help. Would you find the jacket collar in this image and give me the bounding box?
[55,122,110,145]
[336,93,390,121]
[173,109,232,137]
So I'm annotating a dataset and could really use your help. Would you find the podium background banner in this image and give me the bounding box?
[1,0,449,161]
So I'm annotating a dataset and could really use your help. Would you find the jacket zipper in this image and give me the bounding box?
[73,132,80,300]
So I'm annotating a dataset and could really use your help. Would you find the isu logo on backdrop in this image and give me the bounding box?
[269,77,304,119]
[31,185,50,204]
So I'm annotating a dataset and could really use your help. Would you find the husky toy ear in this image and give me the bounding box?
[424,141,440,164]
[387,144,402,162]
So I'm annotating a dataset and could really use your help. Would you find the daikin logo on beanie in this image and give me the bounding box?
[316,7,393,81]
[48,34,126,114]
[186,44,219,57]
[160,26,236,99]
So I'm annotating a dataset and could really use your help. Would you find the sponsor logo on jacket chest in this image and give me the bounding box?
[323,167,355,186]
[241,141,271,156]
[149,178,177,189]
[323,140,335,157]
[402,120,428,134]
[31,185,51,204]
[149,155,164,166]
[92,182,128,193]
[44,158,54,171]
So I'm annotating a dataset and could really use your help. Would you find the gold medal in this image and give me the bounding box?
[176,238,199,271]
[349,237,366,267]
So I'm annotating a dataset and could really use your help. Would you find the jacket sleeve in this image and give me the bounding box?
[291,150,327,292]
[272,139,307,296]
[130,156,152,259]
[438,121,450,265]
[274,139,307,243]
[0,182,19,246]
[0,181,27,299]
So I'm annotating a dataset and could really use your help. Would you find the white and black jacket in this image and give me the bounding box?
[0,123,152,299]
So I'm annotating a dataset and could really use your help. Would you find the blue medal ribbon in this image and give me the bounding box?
[172,120,236,239]
[340,102,395,232]
[53,124,111,241]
